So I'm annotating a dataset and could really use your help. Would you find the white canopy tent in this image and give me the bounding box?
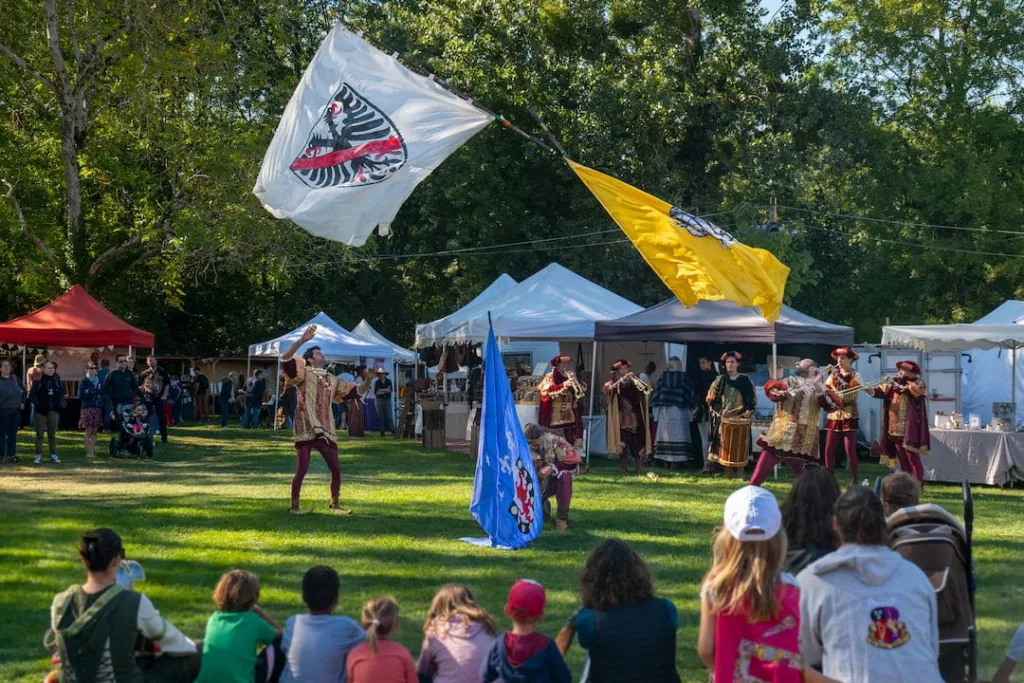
[249,312,394,429]
[415,273,517,349]
[416,263,642,345]
[949,301,1024,425]
[881,323,1024,420]
[352,319,416,363]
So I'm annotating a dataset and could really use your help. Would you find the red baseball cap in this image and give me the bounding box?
[505,579,546,620]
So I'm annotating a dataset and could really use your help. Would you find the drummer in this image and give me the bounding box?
[704,351,756,478]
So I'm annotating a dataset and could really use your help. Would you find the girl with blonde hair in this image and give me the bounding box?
[417,584,497,683]
[698,486,830,682]
[346,596,416,683]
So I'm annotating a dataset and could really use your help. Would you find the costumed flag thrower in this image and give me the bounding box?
[254,25,493,246]
[568,160,790,322]
[467,322,543,549]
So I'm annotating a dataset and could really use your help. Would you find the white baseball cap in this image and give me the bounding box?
[724,485,782,541]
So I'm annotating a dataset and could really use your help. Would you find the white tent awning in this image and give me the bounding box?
[415,273,517,348]
[881,324,1024,351]
[352,319,416,362]
[249,312,393,361]
[417,263,642,346]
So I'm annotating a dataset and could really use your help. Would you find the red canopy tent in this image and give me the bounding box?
[0,285,155,348]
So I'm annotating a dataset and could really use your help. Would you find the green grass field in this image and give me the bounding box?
[2,424,1024,682]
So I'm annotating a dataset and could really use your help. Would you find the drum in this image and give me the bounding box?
[717,416,752,467]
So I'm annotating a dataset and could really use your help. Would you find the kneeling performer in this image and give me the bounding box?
[281,325,359,514]
[749,359,841,486]
[523,423,581,531]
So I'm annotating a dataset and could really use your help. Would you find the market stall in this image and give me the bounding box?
[881,323,1024,484]
[961,301,1024,426]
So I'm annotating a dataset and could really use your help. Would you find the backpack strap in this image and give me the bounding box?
[60,584,126,639]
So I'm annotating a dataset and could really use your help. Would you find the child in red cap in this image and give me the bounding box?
[480,579,571,683]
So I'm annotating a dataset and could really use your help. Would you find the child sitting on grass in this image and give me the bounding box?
[280,565,365,683]
[195,569,283,683]
[417,583,497,683]
[481,579,571,683]
[698,486,831,683]
[345,596,417,683]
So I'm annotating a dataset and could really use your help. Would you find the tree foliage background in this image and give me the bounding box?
[0,0,1022,353]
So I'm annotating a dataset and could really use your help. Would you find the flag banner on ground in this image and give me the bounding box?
[254,25,493,246]
[467,323,543,549]
[568,160,790,322]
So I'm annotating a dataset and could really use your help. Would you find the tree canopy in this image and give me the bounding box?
[1,0,1022,352]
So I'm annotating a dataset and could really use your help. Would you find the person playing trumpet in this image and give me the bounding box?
[749,359,842,485]
[538,354,585,445]
[824,346,862,479]
[705,351,756,477]
[872,360,930,484]
[604,359,652,475]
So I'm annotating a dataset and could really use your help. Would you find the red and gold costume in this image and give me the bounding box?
[749,362,840,486]
[525,425,581,530]
[538,355,584,445]
[872,360,930,483]
[824,346,861,478]
[604,359,652,474]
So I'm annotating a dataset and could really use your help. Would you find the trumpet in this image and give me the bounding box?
[628,373,654,395]
[835,378,885,397]
[565,371,587,400]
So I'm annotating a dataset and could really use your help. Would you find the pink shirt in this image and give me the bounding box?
[417,617,496,683]
[346,639,417,683]
[713,583,802,683]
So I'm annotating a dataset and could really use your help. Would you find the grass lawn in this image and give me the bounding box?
[2,424,1024,682]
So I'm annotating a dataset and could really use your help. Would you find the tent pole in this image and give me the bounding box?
[274,356,281,431]
[771,343,778,379]
[21,345,26,383]
[1013,346,1017,415]
[586,340,598,468]
[128,345,133,359]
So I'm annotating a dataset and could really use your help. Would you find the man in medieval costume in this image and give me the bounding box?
[523,422,581,531]
[749,359,841,485]
[604,359,652,474]
[824,346,862,479]
[652,356,698,467]
[872,360,930,484]
[705,351,757,477]
[538,354,585,445]
[281,325,359,514]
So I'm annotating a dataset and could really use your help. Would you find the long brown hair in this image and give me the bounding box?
[701,526,788,622]
[781,466,840,551]
[361,596,399,654]
[579,538,655,610]
[424,584,497,636]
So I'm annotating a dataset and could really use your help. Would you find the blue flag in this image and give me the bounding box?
[469,324,543,549]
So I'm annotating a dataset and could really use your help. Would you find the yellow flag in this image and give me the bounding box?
[568,160,789,322]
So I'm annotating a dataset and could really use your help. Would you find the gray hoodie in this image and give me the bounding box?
[798,544,942,683]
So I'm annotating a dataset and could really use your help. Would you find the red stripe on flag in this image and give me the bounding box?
[290,136,403,171]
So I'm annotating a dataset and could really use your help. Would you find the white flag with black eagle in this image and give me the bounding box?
[254,26,493,245]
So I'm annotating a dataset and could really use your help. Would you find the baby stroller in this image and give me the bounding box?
[110,401,155,459]
[882,478,977,682]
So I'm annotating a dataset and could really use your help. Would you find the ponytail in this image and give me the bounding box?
[834,486,888,546]
[78,528,124,572]
[360,596,399,654]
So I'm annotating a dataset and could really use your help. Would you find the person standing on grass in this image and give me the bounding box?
[346,596,417,683]
[49,528,199,683]
[195,570,284,683]
[30,360,63,464]
[26,353,45,423]
[556,539,679,682]
[242,369,266,429]
[105,355,139,429]
[194,368,210,421]
[219,371,236,428]
[481,579,571,683]
[139,356,171,444]
[78,362,104,459]
[280,565,365,683]
[374,368,394,436]
[0,359,25,463]
[280,325,359,515]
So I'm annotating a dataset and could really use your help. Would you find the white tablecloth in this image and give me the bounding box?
[927,429,1024,485]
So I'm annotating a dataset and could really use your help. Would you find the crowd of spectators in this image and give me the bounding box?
[46,467,1014,683]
